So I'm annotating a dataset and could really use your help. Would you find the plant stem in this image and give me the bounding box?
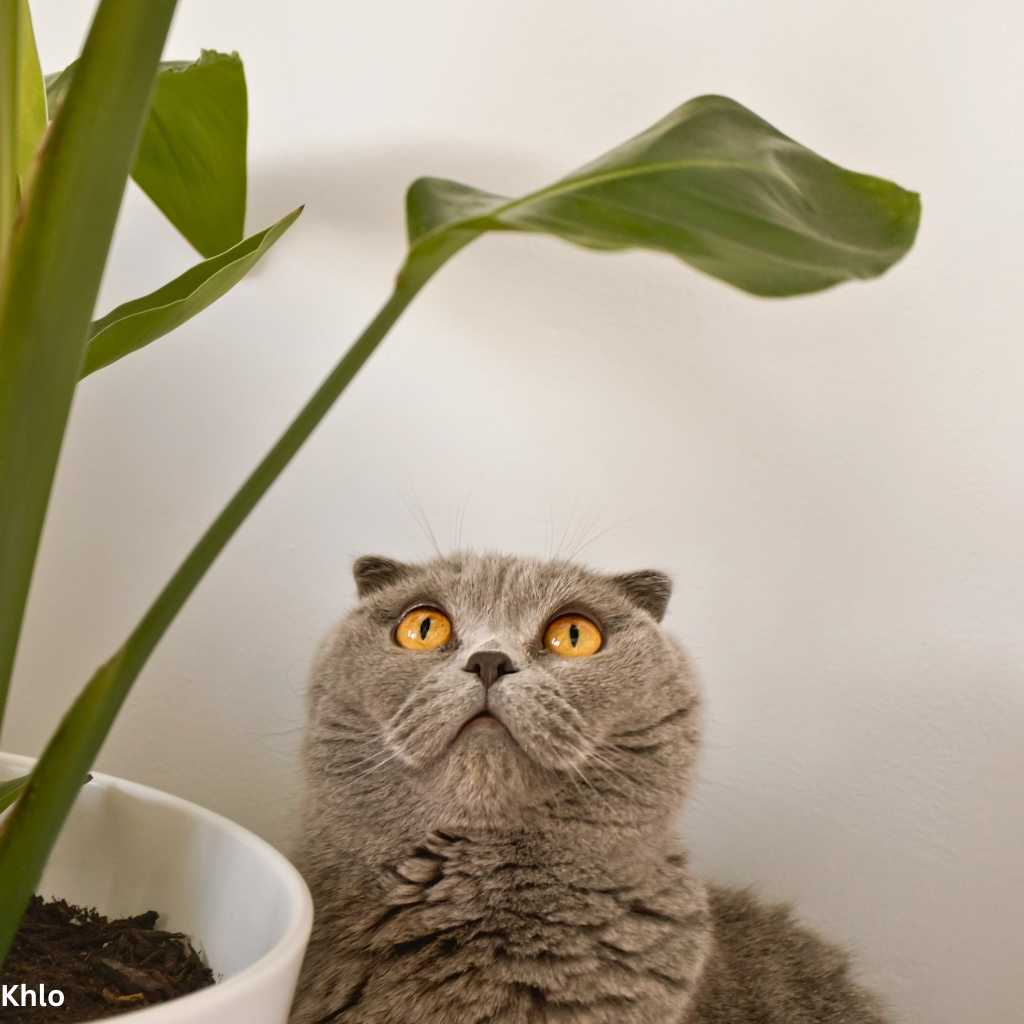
[126,277,431,660]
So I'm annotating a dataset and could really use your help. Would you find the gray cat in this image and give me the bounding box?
[292,552,887,1023]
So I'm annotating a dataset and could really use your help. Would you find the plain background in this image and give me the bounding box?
[10,2,1022,1021]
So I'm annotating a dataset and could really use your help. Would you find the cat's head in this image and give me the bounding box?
[305,552,700,836]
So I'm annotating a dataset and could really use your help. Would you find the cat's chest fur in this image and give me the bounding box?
[308,832,712,1024]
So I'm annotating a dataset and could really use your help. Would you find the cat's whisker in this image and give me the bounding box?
[552,499,583,561]
[404,496,445,560]
[453,494,470,551]
[568,760,598,795]
[581,748,640,799]
[345,749,402,787]
[578,768,633,802]
[343,733,401,768]
[344,749,393,774]
[558,761,596,807]
[562,509,611,564]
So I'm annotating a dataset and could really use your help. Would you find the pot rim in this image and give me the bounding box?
[0,750,313,1022]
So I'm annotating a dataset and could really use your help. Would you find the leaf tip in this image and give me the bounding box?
[196,48,244,67]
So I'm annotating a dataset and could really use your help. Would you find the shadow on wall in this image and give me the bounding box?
[245,138,553,260]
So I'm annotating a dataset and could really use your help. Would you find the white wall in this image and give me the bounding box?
[11,1,1022,1021]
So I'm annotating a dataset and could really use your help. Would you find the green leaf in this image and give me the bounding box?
[47,51,248,258]
[0,0,177,959]
[404,95,920,297]
[0,7,18,248]
[0,0,46,245]
[82,206,301,378]
[15,0,46,189]
[132,51,247,257]
[0,774,29,815]
[41,63,72,112]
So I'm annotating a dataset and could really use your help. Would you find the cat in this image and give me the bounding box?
[291,552,888,1023]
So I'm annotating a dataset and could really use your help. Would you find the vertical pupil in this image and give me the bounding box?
[569,623,580,647]
[419,616,432,641]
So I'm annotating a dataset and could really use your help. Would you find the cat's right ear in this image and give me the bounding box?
[607,569,673,622]
[353,556,413,598]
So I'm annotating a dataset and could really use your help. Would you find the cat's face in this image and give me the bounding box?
[306,553,700,832]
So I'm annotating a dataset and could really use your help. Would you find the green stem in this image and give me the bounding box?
[127,278,427,661]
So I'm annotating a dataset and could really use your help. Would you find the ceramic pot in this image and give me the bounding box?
[0,752,313,1023]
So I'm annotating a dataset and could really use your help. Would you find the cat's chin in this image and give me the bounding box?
[415,725,552,828]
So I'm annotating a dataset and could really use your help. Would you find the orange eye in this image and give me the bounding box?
[395,607,452,651]
[543,614,603,657]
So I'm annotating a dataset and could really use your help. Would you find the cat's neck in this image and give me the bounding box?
[305,798,706,942]
[321,792,686,890]
[299,817,712,1024]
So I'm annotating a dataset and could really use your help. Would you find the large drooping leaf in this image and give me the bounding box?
[82,206,301,377]
[47,50,247,258]
[0,0,177,961]
[404,95,920,297]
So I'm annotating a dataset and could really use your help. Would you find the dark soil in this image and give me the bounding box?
[0,896,215,1022]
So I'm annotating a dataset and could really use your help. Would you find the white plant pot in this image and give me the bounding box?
[0,752,313,1024]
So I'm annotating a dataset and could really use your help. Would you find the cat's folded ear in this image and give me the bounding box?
[353,555,413,598]
[607,570,673,621]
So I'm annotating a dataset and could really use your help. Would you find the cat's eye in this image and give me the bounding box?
[395,607,452,651]
[543,614,603,657]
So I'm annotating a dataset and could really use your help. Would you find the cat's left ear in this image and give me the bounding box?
[607,570,673,621]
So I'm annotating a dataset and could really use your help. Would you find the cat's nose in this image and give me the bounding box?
[463,650,518,690]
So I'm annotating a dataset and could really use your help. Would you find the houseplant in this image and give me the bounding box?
[1,0,311,1018]
[0,0,920,1018]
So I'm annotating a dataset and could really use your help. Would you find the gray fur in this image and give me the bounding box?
[292,552,887,1023]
